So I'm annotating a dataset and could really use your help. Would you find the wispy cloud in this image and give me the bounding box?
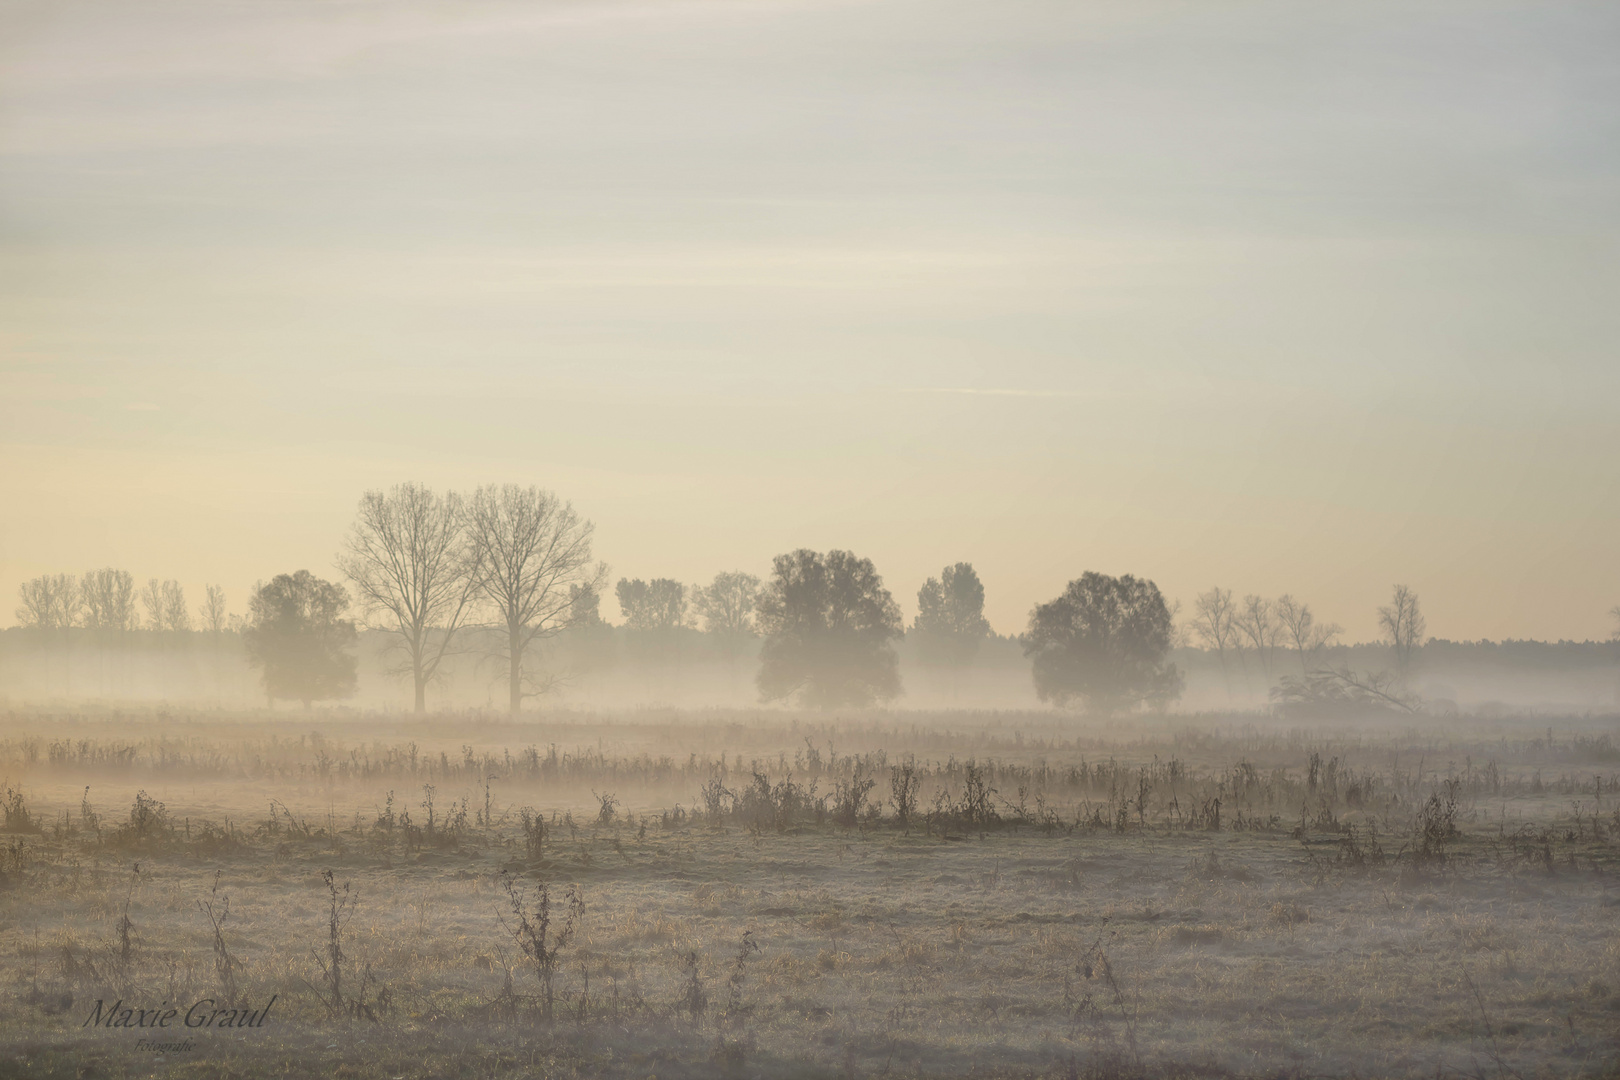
[903,387,1091,398]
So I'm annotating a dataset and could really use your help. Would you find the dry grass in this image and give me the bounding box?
[0,707,1617,1078]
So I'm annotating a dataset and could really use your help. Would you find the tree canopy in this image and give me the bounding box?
[755,549,903,708]
[694,571,760,639]
[616,578,688,631]
[1023,572,1182,714]
[243,570,358,708]
[913,562,991,665]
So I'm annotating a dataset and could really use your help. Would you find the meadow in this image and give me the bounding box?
[1,706,1617,1079]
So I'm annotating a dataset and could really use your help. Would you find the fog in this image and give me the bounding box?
[5,2,1620,1077]
[4,626,1620,717]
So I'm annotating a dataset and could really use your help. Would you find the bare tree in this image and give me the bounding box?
[1609,604,1620,643]
[140,578,164,631]
[1235,595,1281,675]
[1167,598,1190,648]
[1271,667,1420,717]
[138,578,191,632]
[15,574,80,629]
[1191,586,1239,677]
[200,585,228,634]
[1378,584,1426,675]
[466,484,606,716]
[81,569,137,631]
[161,580,191,632]
[1274,594,1341,674]
[339,484,479,713]
[15,577,52,628]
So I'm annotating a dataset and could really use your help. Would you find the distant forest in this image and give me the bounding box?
[8,483,1619,715]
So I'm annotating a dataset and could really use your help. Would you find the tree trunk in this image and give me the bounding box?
[508,621,523,716]
[412,633,428,714]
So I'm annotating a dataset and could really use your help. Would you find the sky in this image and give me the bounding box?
[2,0,1618,642]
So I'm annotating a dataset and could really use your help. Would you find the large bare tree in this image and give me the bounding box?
[339,483,479,714]
[466,484,605,715]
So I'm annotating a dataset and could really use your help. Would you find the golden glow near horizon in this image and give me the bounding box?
[3,0,1618,643]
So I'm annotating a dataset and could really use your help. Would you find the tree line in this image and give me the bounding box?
[13,570,230,634]
[15,481,1495,716]
[1188,584,1425,678]
[199,484,1029,714]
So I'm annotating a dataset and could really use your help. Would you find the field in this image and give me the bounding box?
[1,706,1618,1079]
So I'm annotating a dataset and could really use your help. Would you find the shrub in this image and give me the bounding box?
[1412,779,1460,869]
[3,786,40,834]
[832,767,875,828]
[890,762,918,829]
[501,874,583,1023]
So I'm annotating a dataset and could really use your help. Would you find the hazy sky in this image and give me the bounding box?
[3,0,1618,642]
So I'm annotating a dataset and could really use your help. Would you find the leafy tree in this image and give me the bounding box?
[243,570,358,708]
[1023,572,1182,714]
[338,483,478,713]
[615,578,688,630]
[557,582,614,676]
[695,570,761,684]
[755,549,903,708]
[694,571,761,639]
[912,562,990,665]
[569,582,606,628]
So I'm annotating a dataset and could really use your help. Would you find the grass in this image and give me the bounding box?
[0,706,1617,1078]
